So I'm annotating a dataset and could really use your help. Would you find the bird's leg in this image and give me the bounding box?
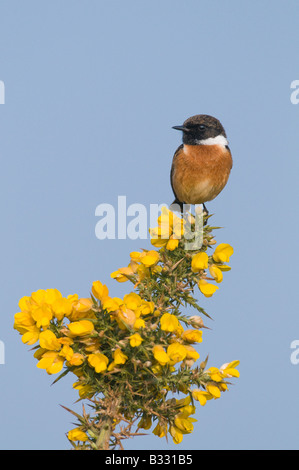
[202,203,209,216]
[202,203,209,225]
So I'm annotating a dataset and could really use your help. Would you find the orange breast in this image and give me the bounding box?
[171,144,232,204]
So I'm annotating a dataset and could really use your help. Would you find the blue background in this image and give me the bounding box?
[1,0,299,450]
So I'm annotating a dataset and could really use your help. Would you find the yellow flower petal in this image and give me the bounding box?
[198,280,219,297]
[68,320,94,337]
[21,326,40,345]
[160,313,179,332]
[153,345,170,366]
[52,297,73,321]
[36,351,64,375]
[88,353,109,373]
[113,349,128,365]
[129,333,143,347]
[153,422,168,438]
[181,329,203,343]
[123,293,142,310]
[191,252,209,272]
[91,281,109,301]
[68,428,88,442]
[167,342,187,364]
[102,297,123,312]
[73,298,93,313]
[166,238,179,251]
[209,264,223,283]
[39,330,61,351]
[169,425,183,444]
[140,250,160,267]
[206,383,221,398]
[213,243,234,263]
[111,267,134,283]
[192,389,212,406]
[116,306,136,329]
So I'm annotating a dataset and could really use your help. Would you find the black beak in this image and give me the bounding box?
[172,125,190,133]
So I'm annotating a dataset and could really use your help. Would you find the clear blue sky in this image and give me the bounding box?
[1,0,299,450]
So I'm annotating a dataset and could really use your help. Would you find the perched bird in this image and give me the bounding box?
[170,114,232,215]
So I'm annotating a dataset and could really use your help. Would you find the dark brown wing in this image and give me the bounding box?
[170,144,184,212]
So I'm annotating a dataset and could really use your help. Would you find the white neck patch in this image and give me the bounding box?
[195,135,228,147]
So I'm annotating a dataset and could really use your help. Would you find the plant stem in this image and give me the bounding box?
[95,418,112,450]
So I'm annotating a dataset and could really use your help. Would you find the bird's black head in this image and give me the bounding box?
[172,114,227,145]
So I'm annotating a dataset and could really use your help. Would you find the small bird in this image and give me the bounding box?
[170,114,232,215]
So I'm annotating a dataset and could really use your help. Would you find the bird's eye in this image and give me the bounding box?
[199,124,206,130]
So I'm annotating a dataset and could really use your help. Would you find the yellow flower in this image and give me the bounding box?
[153,345,170,366]
[136,264,150,281]
[174,415,197,434]
[213,243,234,263]
[198,279,219,297]
[14,311,35,332]
[220,360,240,378]
[130,251,147,262]
[67,293,79,304]
[181,329,203,344]
[169,425,183,444]
[31,288,62,307]
[166,238,179,251]
[138,414,152,430]
[150,223,172,239]
[111,266,135,283]
[150,235,169,248]
[134,318,145,329]
[68,320,94,337]
[116,306,136,329]
[167,342,187,364]
[184,345,200,361]
[137,300,154,316]
[66,353,84,366]
[73,381,94,398]
[57,336,74,346]
[113,348,128,365]
[217,264,231,272]
[39,330,61,351]
[172,218,185,239]
[160,313,179,332]
[123,293,142,311]
[36,351,64,374]
[209,264,223,283]
[151,363,163,375]
[88,353,109,373]
[206,383,221,398]
[52,297,73,321]
[59,344,74,361]
[91,281,109,301]
[73,298,93,313]
[21,326,41,345]
[67,428,88,442]
[129,333,143,347]
[102,297,123,313]
[208,367,223,382]
[192,389,212,406]
[18,295,33,311]
[175,396,196,420]
[153,422,168,438]
[140,250,159,267]
[157,206,175,226]
[191,252,209,272]
[14,308,40,345]
[31,305,53,329]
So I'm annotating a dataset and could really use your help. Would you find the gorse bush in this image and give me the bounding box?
[14,207,239,450]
